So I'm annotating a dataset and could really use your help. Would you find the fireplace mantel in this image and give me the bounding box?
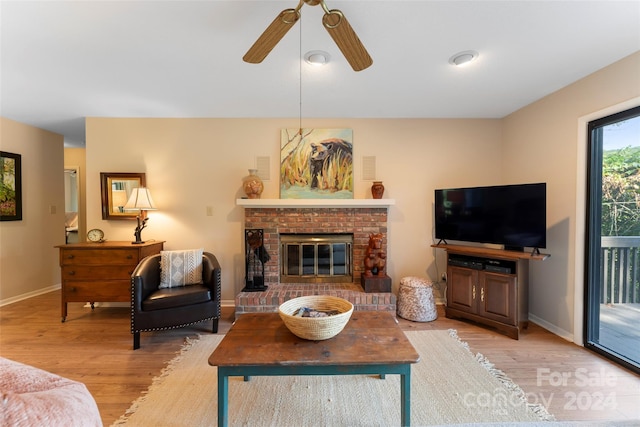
[236,198,395,209]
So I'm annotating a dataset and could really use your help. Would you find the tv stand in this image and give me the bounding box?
[432,243,549,339]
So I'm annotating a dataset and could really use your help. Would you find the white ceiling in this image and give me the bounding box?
[1,1,639,147]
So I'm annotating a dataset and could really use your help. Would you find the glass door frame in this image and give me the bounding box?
[584,105,640,374]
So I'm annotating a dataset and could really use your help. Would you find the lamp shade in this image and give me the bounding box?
[111,189,128,210]
[124,187,157,211]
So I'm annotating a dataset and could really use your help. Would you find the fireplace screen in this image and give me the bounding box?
[280,234,353,283]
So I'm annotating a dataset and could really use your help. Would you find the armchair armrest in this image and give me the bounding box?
[131,254,161,311]
[202,252,222,302]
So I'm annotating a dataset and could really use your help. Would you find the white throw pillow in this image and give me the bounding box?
[159,249,204,288]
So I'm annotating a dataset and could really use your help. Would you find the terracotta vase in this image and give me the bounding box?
[371,181,385,199]
[243,169,264,199]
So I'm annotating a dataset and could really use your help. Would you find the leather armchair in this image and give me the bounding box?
[131,252,221,350]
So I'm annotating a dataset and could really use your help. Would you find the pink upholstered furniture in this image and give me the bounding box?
[0,357,102,426]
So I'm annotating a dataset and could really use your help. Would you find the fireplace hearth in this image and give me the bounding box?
[235,283,396,315]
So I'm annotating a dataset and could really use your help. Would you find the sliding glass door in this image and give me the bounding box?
[585,106,640,373]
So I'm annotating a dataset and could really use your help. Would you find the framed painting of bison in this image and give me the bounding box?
[280,128,353,199]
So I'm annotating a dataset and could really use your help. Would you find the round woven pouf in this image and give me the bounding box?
[397,276,438,322]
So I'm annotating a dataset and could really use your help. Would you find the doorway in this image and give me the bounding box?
[585,106,640,373]
[64,168,80,243]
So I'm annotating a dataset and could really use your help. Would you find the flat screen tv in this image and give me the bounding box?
[435,183,546,251]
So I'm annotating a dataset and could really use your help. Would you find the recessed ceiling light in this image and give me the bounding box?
[304,50,330,66]
[448,50,479,67]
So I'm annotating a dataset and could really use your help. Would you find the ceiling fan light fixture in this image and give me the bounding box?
[449,50,479,67]
[244,0,371,71]
[304,50,330,66]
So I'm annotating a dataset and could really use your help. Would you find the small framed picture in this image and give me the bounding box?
[0,151,23,221]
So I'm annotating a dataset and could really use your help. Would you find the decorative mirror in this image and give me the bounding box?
[100,172,146,220]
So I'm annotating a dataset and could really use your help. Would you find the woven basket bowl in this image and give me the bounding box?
[278,295,354,340]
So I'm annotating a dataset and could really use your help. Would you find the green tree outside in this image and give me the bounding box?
[602,145,640,236]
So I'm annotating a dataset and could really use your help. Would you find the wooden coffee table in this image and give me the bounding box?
[208,311,420,427]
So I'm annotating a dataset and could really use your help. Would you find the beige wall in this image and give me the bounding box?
[502,51,640,339]
[85,118,503,301]
[0,118,65,303]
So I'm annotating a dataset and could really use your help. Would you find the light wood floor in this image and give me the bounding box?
[1,290,639,426]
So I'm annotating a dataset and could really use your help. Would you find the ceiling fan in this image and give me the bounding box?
[243,0,372,72]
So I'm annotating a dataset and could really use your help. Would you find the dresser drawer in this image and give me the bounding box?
[63,281,130,302]
[61,249,139,266]
[61,265,136,280]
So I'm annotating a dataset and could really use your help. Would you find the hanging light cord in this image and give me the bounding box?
[299,13,303,136]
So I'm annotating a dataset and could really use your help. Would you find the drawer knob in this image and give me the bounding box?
[67,254,75,259]
[127,255,133,259]
[68,271,75,276]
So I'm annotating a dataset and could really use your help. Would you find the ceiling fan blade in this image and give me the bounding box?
[322,10,372,71]
[243,9,301,64]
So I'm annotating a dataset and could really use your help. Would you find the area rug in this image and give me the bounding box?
[112,330,554,426]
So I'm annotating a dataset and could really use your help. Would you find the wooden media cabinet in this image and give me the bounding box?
[433,244,549,339]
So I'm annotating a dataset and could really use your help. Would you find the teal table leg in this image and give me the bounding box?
[214,364,412,426]
[218,369,229,427]
[401,368,411,426]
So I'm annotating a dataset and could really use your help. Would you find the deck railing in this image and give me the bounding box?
[601,236,640,304]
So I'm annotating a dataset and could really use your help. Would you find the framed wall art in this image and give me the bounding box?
[280,128,353,199]
[0,151,23,221]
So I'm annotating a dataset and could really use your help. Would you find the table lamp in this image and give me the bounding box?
[124,187,157,244]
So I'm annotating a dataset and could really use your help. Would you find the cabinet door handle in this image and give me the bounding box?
[472,285,476,300]
[481,287,485,302]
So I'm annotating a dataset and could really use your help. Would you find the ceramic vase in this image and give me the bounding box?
[371,181,385,199]
[243,169,264,199]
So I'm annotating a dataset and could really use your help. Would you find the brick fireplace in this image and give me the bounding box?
[235,200,396,316]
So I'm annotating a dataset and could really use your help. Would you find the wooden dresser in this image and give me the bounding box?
[56,241,164,322]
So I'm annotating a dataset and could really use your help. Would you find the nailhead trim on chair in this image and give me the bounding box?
[135,317,217,333]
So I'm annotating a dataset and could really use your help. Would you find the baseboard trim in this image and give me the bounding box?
[2,290,236,310]
[529,313,574,343]
[0,284,61,307]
